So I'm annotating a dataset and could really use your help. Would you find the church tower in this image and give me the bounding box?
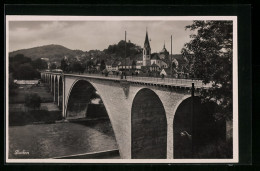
[143,30,151,66]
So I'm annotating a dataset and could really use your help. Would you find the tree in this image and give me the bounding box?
[181,21,233,120]
[32,58,48,70]
[50,63,57,70]
[70,61,84,73]
[100,60,106,71]
[25,93,41,110]
[13,63,40,80]
[60,59,69,72]
[9,54,32,64]
[86,60,94,70]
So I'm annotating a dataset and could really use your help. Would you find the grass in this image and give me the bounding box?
[9,84,53,104]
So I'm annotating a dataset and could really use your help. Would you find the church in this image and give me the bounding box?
[136,30,170,71]
[136,30,190,78]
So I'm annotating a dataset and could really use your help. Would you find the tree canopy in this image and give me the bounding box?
[60,59,69,72]
[182,21,233,120]
[70,61,85,73]
[9,54,43,79]
[50,63,57,70]
[13,63,40,80]
[31,58,48,70]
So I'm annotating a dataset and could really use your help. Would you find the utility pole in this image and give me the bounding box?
[191,82,194,157]
[171,35,172,78]
[125,31,127,79]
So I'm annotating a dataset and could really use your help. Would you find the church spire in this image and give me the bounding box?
[144,29,150,48]
[164,40,165,49]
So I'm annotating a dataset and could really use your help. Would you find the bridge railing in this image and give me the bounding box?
[59,72,211,88]
[125,76,208,87]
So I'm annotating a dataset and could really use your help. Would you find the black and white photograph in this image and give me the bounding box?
[5,16,238,163]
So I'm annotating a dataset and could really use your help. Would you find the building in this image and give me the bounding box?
[150,63,160,72]
[106,60,120,72]
[142,30,151,66]
[106,61,113,71]
[118,58,136,71]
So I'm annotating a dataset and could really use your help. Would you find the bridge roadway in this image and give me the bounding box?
[53,72,211,88]
[40,71,213,159]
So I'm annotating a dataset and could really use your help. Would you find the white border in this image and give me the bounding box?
[5,16,238,163]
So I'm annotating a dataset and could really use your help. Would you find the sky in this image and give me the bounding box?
[8,20,195,54]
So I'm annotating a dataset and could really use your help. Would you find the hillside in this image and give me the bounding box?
[9,44,85,62]
[9,41,143,65]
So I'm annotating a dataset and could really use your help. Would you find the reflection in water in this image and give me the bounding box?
[9,119,119,159]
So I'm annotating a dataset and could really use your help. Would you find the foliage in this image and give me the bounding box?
[70,61,85,73]
[85,60,94,70]
[50,63,57,70]
[13,63,40,80]
[9,54,45,79]
[104,40,142,59]
[9,54,32,64]
[31,58,48,70]
[100,60,106,71]
[60,59,69,72]
[25,93,41,109]
[182,21,233,119]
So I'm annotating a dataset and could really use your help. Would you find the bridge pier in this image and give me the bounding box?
[53,75,56,102]
[50,75,53,93]
[57,75,60,106]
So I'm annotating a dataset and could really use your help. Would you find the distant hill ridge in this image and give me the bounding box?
[9,44,85,62]
[9,41,143,64]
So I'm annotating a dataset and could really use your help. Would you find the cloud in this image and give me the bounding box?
[9,20,194,54]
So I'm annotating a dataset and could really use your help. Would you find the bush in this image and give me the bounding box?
[25,93,41,109]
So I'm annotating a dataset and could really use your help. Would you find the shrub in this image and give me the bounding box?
[25,93,41,110]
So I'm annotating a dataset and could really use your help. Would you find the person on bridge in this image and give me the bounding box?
[161,74,165,79]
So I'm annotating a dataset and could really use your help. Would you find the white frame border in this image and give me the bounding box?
[5,15,238,163]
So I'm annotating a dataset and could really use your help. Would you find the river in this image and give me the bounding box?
[8,119,119,159]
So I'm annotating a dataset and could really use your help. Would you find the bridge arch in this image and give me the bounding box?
[65,79,122,157]
[131,88,167,159]
[173,96,217,158]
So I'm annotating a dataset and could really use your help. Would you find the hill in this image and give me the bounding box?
[9,44,85,62]
[9,41,143,65]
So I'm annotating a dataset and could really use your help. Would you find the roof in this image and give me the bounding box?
[151,63,159,67]
[151,53,160,60]
[144,31,150,49]
[112,61,120,67]
[119,58,135,66]
[14,80,40,85]
[136,62,143,66]
[160,68,172,75]
[160,43,169,54]
[106,61,113,65]
[172,54,187,66]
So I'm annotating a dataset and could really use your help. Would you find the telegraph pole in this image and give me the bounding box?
[191,82,194,157]
[125,31,127,79]
[171,35,172,78]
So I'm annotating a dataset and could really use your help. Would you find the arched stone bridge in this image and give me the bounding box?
[41,72,213,159]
